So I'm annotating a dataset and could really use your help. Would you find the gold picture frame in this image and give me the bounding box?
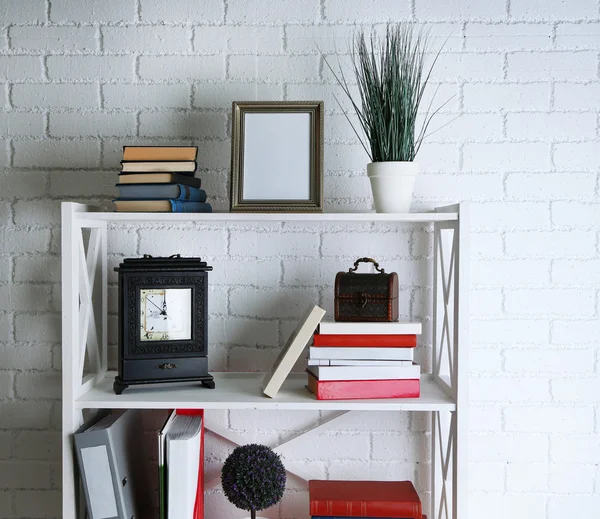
[230,101,324,212]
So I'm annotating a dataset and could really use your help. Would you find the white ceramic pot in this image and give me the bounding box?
[367,161,418,213]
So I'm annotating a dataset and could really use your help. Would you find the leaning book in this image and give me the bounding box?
[263,305,326,398]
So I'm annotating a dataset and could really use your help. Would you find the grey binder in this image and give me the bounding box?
[73,410,148,519]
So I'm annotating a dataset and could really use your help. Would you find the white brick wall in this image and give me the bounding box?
[0,1,598,518]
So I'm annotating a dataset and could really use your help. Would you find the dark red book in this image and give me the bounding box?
[313,333,417,347]
[309,479,423,518]
[307,372,420,400]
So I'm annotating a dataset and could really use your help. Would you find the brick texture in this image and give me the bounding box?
[1,1,599,518]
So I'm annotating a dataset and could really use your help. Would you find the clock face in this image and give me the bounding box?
[139,288,192,341]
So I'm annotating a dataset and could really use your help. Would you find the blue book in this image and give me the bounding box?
[116,183,207,202]
[113,200,212,213]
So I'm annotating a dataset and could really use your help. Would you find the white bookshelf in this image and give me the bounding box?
[61,202,469,519]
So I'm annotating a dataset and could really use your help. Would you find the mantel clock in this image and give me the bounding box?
[113,254,214,394]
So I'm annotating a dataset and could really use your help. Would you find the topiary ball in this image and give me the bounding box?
[221,443,286,513]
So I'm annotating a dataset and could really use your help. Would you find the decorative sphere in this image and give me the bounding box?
[221,444,286,513]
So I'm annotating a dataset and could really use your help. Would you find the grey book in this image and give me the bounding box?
[73,410,150,519]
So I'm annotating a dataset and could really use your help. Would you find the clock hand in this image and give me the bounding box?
[146,296,165,314]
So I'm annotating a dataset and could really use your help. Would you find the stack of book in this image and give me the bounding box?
[309,479,424,519]
[307,321,422,400]
[114,146,212,213]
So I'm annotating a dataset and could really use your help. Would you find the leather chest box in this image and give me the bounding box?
[334,258,399,322]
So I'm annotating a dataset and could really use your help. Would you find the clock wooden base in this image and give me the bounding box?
[113,373,215,395]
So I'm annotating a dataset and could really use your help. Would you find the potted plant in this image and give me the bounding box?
[221,443,286,519]
[324,24,444,213]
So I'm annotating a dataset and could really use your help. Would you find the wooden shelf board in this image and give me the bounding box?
[75,372,456,411]
[74,211,458,223]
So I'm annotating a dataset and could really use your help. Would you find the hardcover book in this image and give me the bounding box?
[307,363,420,381]
[116,184,207,202]
[113,200,212,213]
[120,161,197,173]
[118,173,201,187]
[122,146,198,161]
[311,517,426,519]
[313,333,417,347]
[307,372,420,400]
[307,359,413,367]
[309,480,422,518]
[318,321,422,335]
[263,305,326,398]
[158,409,204,519]
[309,346,414,361]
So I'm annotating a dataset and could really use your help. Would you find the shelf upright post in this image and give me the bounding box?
[431,202,469,519]
[61,202,82,519]
[453,202,469,519]
[61,202,109,519]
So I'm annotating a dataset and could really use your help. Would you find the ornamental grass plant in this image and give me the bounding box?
[324,24,446,162]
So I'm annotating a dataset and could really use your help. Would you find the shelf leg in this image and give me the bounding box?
[62,408,83,519]
[432,410,456,519]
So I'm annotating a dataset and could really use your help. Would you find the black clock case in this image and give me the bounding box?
[113,255,214,394]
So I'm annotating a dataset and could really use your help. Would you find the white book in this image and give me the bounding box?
[318,320,422,335]
[307,359,413,367]
[263,305,326,398]
[121,161,196,172]
[307,363,420,381]
[159,412,202,519]
[309,346,414,361]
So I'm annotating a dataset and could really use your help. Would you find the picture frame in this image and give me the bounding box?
[230,101,324,212]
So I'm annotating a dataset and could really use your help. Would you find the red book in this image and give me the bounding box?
[309,479,423,518]
[307,372,420,400]
[176,409,204,519]
[313,333,417,347]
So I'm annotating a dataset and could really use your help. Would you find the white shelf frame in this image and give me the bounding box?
[61,202,469,519]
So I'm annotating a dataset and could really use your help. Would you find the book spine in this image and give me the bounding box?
[308,359,414,367]
[308,376,420,400]
[309,499,421,518]
[318,322,422,335]
[169,200,212,213]
[308,364,420,381]
[308,347,415,361]
[311,516,400,519]
[313,334,417,347]
[175,186,207,202]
